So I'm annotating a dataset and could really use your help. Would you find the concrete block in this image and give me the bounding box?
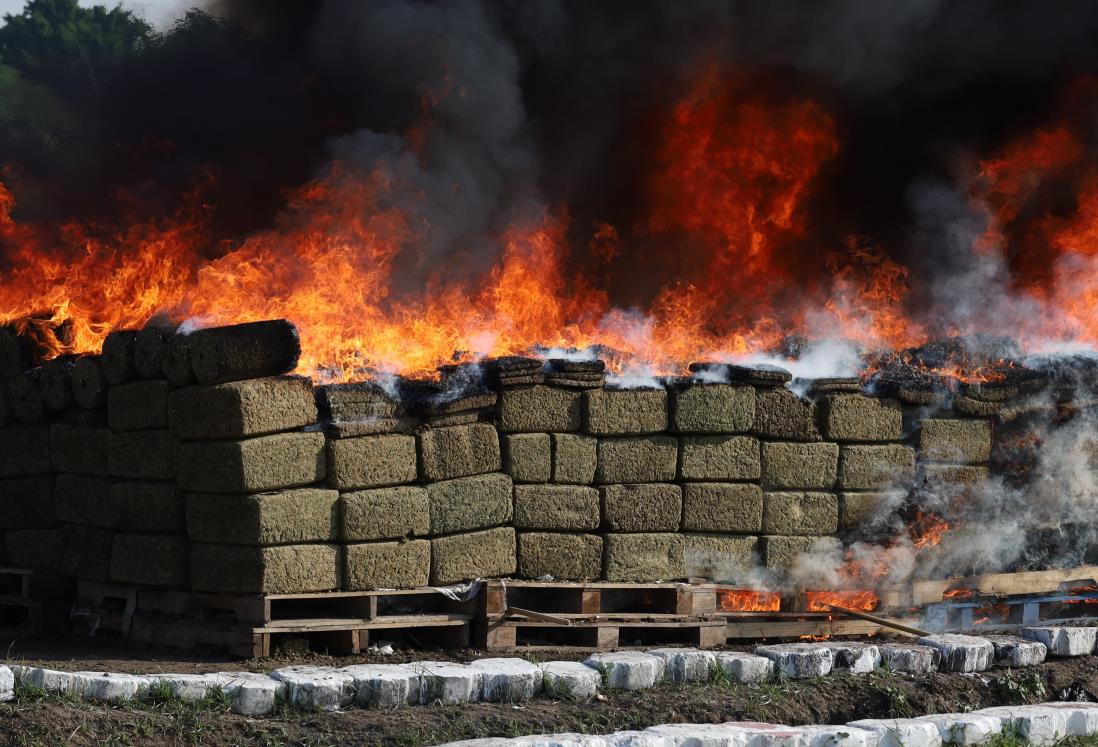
[340,485,429,541]
[826,642,881,673]
[109,429,177,480]
[418,423,501,481]
[430,527,516,585]
[583,652,664,690]
[595,437,677,483]
[503,433,551,483]
[74,671,150,702]
[269,666,354,711]
[51,424,112,475]
[149,673,224,702]
[0,476,53,528]
[679,435,760,481]
[6,528,59,571]
[340,664,421,707]
[0,666,11,702]
[1028,703,1098,738]
[681,483,763,533]
[918,418,992,463]
[188,488,338,545]
[977,706,1071,746]
[168,376,316,440]
[190,543,340,594]
[58,524,113,581]
[670,383,755,434]
[211,671,283,716]
[839,491,905,531]
[762,492,838,535]
[109,481,186,533]
[761,535,816,571]
[601,483,681,532]
[326,434,415,490]
[838,445,916,490]
[343,539,430,590]
[603,533,684,582]
[846,718,943,747]
[818,394,902,442]
[798,725,880,747]
[110,532,188,587]
[19,667,90,696]
[918,714,1002,745]
[518,532,602,580]
[412,661,483,704]
[498,386,582,433]
[514,484,600,530]
[683,534,757,582]
[916,634,994,672]
[647,648,716,683]
[877,643,940,673]
[753,387,821,441]
[177,432,326,493]
[470,658,543,702]
[755,643,834,678]
[552,433,596,484]
[1021,626,1097,656]
[584,388,667,435]
[428,473,513,534]
[761,442,838,489]
[108,380,169,431]
[985,635,1047,667]
[0,425,51,476]
[540,661,601,700]
[716,652,775,683]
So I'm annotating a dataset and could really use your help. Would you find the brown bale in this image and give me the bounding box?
[838,444,916,490]
[58,524,112,581]
[326,434,417,490]
[168,376,318,440]
[6,528,60,572]
[51,424,113,476]
[753,387,821,441]
[839,491,906,531]
[501,433,551,483]
[761,441,839,489]
[8,369,43,424]
[681,483,764,533]
[343,539,430,590]
[108,380,170,431]
[54,473,115,526]
[497,385,582,433]
[187,487,338,545]
[551,433,596,484]
[109,429,177,480]
[761,535,816,571]
[427,472,513,534]
[71,356,107,410]
[39,356,76,410]
[109,481,186,533]
[603,533,685,582]
[0,476,54,528]
[0,425,51,476]
[513,484,600,531]
[416,423,501,481]
[919,464,991,492]
[594,436,678,483]
[190,543,341,594]
[583,388,667,435]
[176,431,326,493]
[684,534,758,581]
[110,533,189,587]
[101,330,140,385]
[679,435,761,481]
[762,492,839,535]
[600,483,682,532]
[517,532,602,580]
[188,320,301,385]
[340,485,430,541]
[430,527,516,585]
[917,418,992,464]
[670,383,755,434]
[817,394,902,442]
[162,334,196,386]
[133,326,174,379]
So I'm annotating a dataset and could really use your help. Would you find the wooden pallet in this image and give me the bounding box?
[906,565,1098,607]
[481,579,717,617]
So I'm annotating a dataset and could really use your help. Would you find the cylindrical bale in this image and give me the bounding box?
[0,327,32,380]
[101,330,140,385]
[162,333,196,386]
[71,355,107,410]
[9,369,43,424]
[188,319,301,385]
[134,325,175,379]
[40,355,77,410]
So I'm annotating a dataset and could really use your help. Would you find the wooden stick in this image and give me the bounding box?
[507,606,572,626]
[821,603,930,637]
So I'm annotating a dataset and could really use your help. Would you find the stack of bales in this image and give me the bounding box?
[913,414,993,499]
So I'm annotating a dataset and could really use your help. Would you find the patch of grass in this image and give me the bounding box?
[993,669,1046,705]
[706,661,734,689]
[868,673,912,718]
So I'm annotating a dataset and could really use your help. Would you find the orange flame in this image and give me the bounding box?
[716,589,782,612]
[804,590,880,613]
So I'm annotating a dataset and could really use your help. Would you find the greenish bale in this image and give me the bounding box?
[0,476,53,528]
[108,429,177,480]
[326,434,416,490]
[343,539,430,590]
[427,472,513,534]
[58,524,112,581]
[681,482,763,533]
[417,423,501,481]
[50,423,112,476]
[0,425,50,476]
[603,533,685,582]
[190,543,341,594]
[918,418,992,463]
[176,431,327,493]
[551,433,596,484]
[501,433,551,483]
[762,492,839,535]
[761,535,817,571]
[761,441,839,489]
[513,484,600,530]
[168,375,318,440]
[594,436,677,483]
[583,388,667,435]
[497,385,582,433]
[517,532,602,580]
[54,473,114,526]
[679,435,760,481]
[839,491,906,531]
[339,485,430,541]
[107,380,169,432]
[816,394,902,442]
[6,528,59,572]
[430,527,516,585]
[684,534,758,582]
[670,384,755,433]
[110,532,189,587]
[753,387,821,441]
[838,444,916,490]
[109,481,185,533]
[600,483,682,532]
[187,488,338,545]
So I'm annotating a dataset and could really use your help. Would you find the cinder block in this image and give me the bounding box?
[681,483,763,533]
[670,383,755,433]
[427,472,513,534]
[583,388,667,435]
[595,437,677,483]
[326,434,416,490]
[817,395,902,442]
[551,433,596,484]
[417,423,501,481]
[679,435,760,481]
[109,430,177,480]
[51,424,112,476]
[187,488,338,545]
[517,532,602,580]
[838,444,916,490]
[0,476,53,528]
[108,380,169,431]
[190,543,341,594]
[918,418,992,463]
[343,539,430,590]
[761,442,838,489]
[498,385,581,433]
[0,425,51,476]
[514,484,599,530]
[839,491,905,531]
[761,535,816,571]
[58,524,112,581]
[684,534,757,581]
[168,376,317,440]
[753,387,821,441]
[339,485,429,541]
[600,483,681,532]
[430,527,516,585]
[110,481,186,533]
[110,532,188,587]
[763,492,839,535]
[177,432,326,492]
[501,433,551,483]
[603,533,685,581]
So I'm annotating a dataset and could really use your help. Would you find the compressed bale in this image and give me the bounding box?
[594,436,677,483]
[501,433,551,483]
[51,424,112,476]
[6,528,59,571]
[162,334,196,386]
[840,491,906,531]
[603,533,685,581]
[681,483,764,533]
[71,356,107,410]
[190,543,341,594]
[101,330,139,384]
[343,539,430,590]
[187,488,338,545]
[517,532,602,580]
[430,527,516,585]
[513,484,599,530]
[427,472,513,534]
[8,369,43,424]
[918,418,992,463]
[583,388,667,435]
[58,524,113,581]
[551,433,596,484]
[339,486,429,541]
[753,387,821,441]
[919,464,991,491]
[761,441,838,489]
[108,380,169,431]
[0,476,54,528]
[0,327,31,379]
[109,429,177,479]
[417,423,501,481]
[62,407,107,427]
[133,326,174,379]
[188,320,301,385]
[39,356,76,411]
[679,435,761,481]
[0,424,51,476]
[0,381,9,427]
[761,535,816,571]
[670,383,755,433]
[54,474,115,527]
[763,492,839,535]
[176,431,326,493]
[110,533,189,587]
[497,385,581,433]
[109,481,185,533]
[600,483,682,532]
[838,444,916,490]
[684,534,758,581]
[817,394,902,442]
[168,376,317,440]
[326,434,416,490]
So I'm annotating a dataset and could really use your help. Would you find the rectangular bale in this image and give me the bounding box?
[762,492,839,535]
[761,535,817,571]
[427,472,513,535]
[594,436,677,483]
[497,385,581,433]
[752,388,821,441]
[187,488,339,545]
[501,433,551,483]
[339,485,430,541]
[430,527,516,585]
[840,491,906,531]
[838,444,916,490]
[551,433,596,484]
[108,429,177,480]
[0,425,51,476]
[513,484,600,531]
[761,441,838,489]
[517,532,602,580]
[583,388,667,435]
[107,380,169,432]
[0,476,54,528]
[679,435,761,481]
[817,394,902,442]
[187,319,300,385]
[670,383,755,433]
[416,423,501,481]
[603,533,685,582]
[58,524,113,581]
[6,528,59,572]
[50,424,112,476]
[54,473,115,527]
[919,464,991,491]
[343,539,430,590]
[600,483,682,532]
[684,534,758,582]
[326,434,416,490]
[109,481,186,533]
[681,482,763,533]
[168,375,318,440]
[176,432,326,493]
[190,543,341,594]
[110,533,189,587]
[918,419,992,463]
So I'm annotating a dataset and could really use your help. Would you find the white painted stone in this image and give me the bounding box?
[20,667,90,696]
[644,722,756,746]
[914,635,994,673]
[920,713,1003,745]
[7,664,32,684]
[1036,702,1098,736]
[583,652,665,690]
[976,705,1071,746]
[73,671,150,702]
[754,643,834,678]
[603,731,671,747]
[877,644,938,673]
[269,665,354,711]
[540,661,601,700]
[826,643,881,674]
[647,648,718,683]
[984,635,1047,667]
[0,666,13,702]
[846,718,943,747]
[340,663,421,707]
[470,658,544,702]
[212,671,282,716]
[442,735,612,747]
[1021,626,1098,657]
[798,725,879,747]
[716,652,776,684]
[413,661,483,704]
[148,673,224,701]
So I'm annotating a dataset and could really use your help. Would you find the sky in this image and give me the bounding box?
[0,0,191,28]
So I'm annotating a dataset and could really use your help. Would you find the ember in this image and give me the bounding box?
[716,590,782,613]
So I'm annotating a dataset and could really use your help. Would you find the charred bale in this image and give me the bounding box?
[187,320,301,385]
